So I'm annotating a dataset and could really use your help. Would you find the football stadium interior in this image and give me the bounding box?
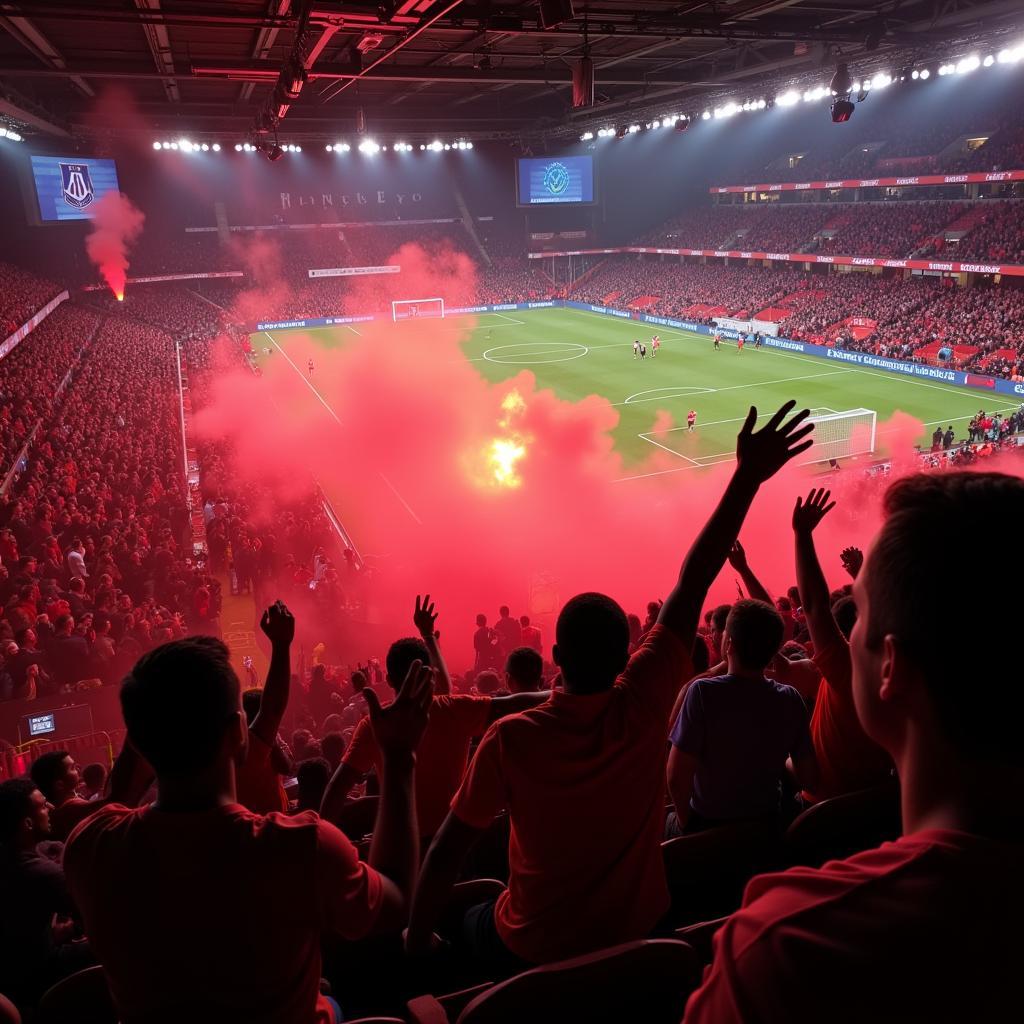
[0,2,1022,1021]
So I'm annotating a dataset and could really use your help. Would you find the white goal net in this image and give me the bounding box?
[798,408,877,465]
[392,297,445,322]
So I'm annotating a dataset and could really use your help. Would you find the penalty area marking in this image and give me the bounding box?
[483,342,589,365]
[623,386,715,404]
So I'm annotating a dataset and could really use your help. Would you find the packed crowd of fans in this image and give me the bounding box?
[0,307,215,703]
[571,259,814,320]
[817,201,968,257]
[944,200,1024,264]
[0,264,61,338]
[0,306,100,476]
[0,395,1017,1021]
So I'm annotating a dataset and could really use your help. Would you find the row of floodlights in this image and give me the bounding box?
[579,44,1024,139]
[0,126,23,142]
[326,139,473,153]
[153,140,222,151]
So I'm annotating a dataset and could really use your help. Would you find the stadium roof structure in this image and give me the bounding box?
[0,0,1021,145]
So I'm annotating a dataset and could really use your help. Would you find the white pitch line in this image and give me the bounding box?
[635,433,702,465]
[491,312,526,325]
[264,332,342,425]
[612,369,852,406]
[264,331,423,525]
[347,325,362,336]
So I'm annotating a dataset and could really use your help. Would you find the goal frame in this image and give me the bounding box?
[798,408,877,465]
[392,297,446,322]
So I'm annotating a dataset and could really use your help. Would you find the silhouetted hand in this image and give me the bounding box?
[727,540,749,572]
[736,401,814,484]
[840,546,864,579]
[792,488,836,534]
[260,600,295,647]
[413,594,439,640]
[363,659,433,757]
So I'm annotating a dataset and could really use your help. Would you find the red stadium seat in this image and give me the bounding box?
[408,939,700,1024]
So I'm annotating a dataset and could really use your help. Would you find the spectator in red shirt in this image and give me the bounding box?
[64,631,434,1024]
[686,472,1023,1023]
[518,614,542,654]
[406,402,814,970]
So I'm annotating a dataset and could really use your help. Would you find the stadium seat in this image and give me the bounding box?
[0,994,19,1024]
[35,966,117,1024]
[784,779,902,867]
[674,916,730,964]
[336,795,379,842]
[407,939,700,1024]
[662,820,782,926]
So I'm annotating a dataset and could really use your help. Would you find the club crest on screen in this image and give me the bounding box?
[59,162,95,210]
[542,161,570,196]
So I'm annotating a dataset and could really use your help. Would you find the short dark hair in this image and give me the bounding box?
[519,615,530,627]
[320,731,347,766]
[724,599,784,671]
[385,637,430,688]
[475,669,501,694]
[499,605,510,617]
[505,647,543,691]
[241,688,262,725]
[831,595,857,640]
[554,592,630,694]
[711,604,731,633]
[121,637,240,776]
[867,472,1024,762]
[81,763,107,789]
[476,613,487,627]
[0,779,39,845]
[30,751,71,801]
[296,757,331,810]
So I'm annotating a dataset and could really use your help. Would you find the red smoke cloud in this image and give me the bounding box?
[85,192,145,300]
[197,235,1022,668]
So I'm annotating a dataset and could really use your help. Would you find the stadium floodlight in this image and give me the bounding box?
[0,127,7,138]
[153,141,162,149]
[200,143,209,151]
[466,141,473,149]
[776,90,800,106]
[179,138,193,152]
[956,55,980,74]
[871,72,892,89]
[443,142,451,150]
[580,131,594,141]
[7,131,21,142]
[429,140,443,151]
[983,54,995,67]
[919,68,930,79]
[419,143,426,150]
[212,143,221,151]
[627,124,640,133]
[235,143,243,151]
[997,46,1023,64]
[358,139,380,154]
[169,142,179,150]
[701,110,710,120]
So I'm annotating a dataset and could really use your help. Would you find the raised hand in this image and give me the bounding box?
[736,401,814,484]
[260,600,295,647]
[362,659,433,756]
[413,594,439,640]
[727,540,749,572]
[792,488,836,534]
[840,546,864,579]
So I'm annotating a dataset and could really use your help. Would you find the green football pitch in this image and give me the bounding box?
[253,306,1014,478]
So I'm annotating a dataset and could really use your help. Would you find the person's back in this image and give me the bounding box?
[452,606,691,963]
[64,623,432,1024]
[674,672,809,822]
[65,803,378,1024]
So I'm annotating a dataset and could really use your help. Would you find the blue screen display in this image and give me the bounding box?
[517,156,594,205]
[30,155,121,221]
